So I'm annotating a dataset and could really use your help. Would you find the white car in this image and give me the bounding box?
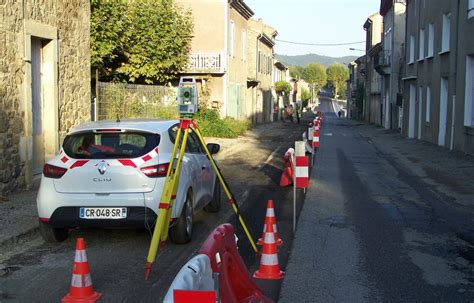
[36,119,221,243]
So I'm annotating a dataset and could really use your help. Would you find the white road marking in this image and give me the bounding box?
[324,133,333,136]
[241,189,250,201]
[258,146,281,171]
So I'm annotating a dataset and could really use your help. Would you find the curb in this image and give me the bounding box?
[0,226,41,262]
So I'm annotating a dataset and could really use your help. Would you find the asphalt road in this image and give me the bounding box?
[0,110,309,302]
[280,98,474,302]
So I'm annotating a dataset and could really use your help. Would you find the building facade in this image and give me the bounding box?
[175,0,254,120]
[347,56,367,120]
[375,0,406,130]
[402,0,474,154]
[363,13,384,126]
[0,1,91,196]
[246,18,277,124]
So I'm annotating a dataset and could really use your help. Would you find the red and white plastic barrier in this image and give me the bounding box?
[294,141,309,189]
[163,254,216,303]
[279,148,295,187]
[198,224,272,303]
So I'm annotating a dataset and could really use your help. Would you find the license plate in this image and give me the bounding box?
[79,207,127,219]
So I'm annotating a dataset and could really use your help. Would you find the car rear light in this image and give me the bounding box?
[43,164,68,179]
[141,163,169,178]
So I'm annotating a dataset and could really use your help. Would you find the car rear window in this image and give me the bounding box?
[63,131,160,159]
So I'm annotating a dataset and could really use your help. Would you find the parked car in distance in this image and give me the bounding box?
[36,119,221,244]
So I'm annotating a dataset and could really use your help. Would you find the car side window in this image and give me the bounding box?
[187,130,204,154]
[168,124,203,154]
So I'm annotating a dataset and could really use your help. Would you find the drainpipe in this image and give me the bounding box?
[450,0,460,150]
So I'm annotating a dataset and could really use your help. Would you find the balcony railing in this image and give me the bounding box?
[376,50,391,67]
[186,52,226,74]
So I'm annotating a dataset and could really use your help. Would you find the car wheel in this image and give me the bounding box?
[204,179,221,213]
[39,221,68,243]
[169,190,193,244]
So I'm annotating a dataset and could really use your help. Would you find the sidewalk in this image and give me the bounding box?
[279,116,474,301]
[0,187,40,262]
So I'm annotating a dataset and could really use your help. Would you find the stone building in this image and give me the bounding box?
[246,18,277,124]
[0,1,91,196]
[402,0,474,155]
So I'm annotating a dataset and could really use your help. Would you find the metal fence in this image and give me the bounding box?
[96,82,179,121]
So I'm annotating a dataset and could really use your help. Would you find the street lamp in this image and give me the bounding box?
[349,48,365,52]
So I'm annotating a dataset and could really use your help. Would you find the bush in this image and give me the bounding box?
[195,110,249,138]
[274,81,291,95]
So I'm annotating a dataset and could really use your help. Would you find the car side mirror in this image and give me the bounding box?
[207,143,220,155]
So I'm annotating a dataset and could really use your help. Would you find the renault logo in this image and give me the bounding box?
[97,162,108,175]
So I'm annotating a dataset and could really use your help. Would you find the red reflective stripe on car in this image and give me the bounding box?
[159,203,170,209]
[61,156,68,163]
[142,154,152,162]
[155,148,159,153]
[70,160,89,169]
[118,159,137,168]
[39,218,49,222]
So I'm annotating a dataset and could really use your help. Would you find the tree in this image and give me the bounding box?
[326,64,349,98]
[91,0,194,84]
[289,66,304,79]
[274,81,291,95]
[302,63,327,96]
[90,0,127,79]
[300,87,311,108]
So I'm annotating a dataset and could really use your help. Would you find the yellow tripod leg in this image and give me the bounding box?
[160,127,190,242]
[193,123,258,253]
[144,121,192,280]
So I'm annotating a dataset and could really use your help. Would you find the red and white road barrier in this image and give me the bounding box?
[294,141,309,189]
[312,127,320,149]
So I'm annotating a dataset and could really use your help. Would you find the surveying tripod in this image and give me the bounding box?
[144,118,258,279]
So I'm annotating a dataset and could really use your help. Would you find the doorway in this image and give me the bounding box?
[438,78,448,146]
[408,84,416,138]
[31,37,55,175]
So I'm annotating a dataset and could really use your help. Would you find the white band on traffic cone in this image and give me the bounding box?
[265,208,275,217]
[71,273,93,287]
[74,250,87,263]
[264,232,276,244]
[260,253,279,266]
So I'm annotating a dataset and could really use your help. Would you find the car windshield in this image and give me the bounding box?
[62,131,160,159]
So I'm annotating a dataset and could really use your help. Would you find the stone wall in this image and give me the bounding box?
[0,0,90,197]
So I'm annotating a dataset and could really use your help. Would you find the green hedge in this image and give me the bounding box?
[195,110,249,138]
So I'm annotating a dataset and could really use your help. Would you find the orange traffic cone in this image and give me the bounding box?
[253,221,284,280]
[257,200,283,246]
[62,238,101,303]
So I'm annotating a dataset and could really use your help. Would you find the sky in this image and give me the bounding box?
[244,0,380,57]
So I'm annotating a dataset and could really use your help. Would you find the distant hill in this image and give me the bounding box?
[275,53,359,67]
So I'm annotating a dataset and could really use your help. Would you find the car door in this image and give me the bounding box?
[188,130,215,206]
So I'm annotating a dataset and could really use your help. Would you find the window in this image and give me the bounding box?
[465,56,474,126]
[469,0,474,19]
[426,86,431,122]
[229,20,234,57]
[241,30,246,62]
[409,35,415,64]
[427,23,434,57]
[418,29,425,60]
[63,131,160,159]
[441,13,450,53]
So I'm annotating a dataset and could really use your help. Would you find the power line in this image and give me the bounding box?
[276,39,365,46]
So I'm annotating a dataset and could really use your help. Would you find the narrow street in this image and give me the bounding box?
[280,99,474,302]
